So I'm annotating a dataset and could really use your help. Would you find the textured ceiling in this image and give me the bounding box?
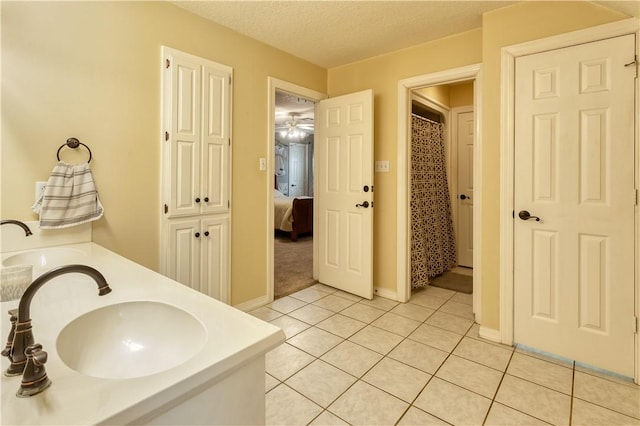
[173,1,639,69]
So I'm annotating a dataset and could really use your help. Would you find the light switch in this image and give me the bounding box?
[375,160,390,172]
[259,158,267,171]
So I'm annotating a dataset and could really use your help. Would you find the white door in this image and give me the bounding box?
[514,35,636,377]
[316,90,374,299]
[201,216,229,301]
[455,108,474,267]
[167,218,201,291]
[289,143,307,197]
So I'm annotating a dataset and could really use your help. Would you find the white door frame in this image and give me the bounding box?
[397,64,483,322]
[499,18,640,383]
[266,78,326,303]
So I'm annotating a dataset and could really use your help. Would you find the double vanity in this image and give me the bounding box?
[0,223,285,424]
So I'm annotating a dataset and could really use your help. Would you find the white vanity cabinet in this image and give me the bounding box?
[161,47,232,303]
[166,216,229,303]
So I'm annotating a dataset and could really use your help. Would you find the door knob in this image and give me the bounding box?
[356,201,370,208]
[518,210,541,221]
[460,194,469,200]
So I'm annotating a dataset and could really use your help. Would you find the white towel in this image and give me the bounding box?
[32,161,104,229]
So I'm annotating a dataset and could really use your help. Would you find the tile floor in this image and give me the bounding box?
[250,284,640,425]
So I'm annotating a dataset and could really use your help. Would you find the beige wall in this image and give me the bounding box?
[1,1,326,305]
[415,82,473,108]
[327,1,628,330]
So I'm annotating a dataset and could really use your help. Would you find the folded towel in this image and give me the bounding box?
[32,161,104,229]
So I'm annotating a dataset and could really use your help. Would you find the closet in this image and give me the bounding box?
[160,47,232,303]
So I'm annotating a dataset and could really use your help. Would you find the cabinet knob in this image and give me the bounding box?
[204,231,210,237]
[204,197,209,202]
[195,232,200,238]
[195,198,201,203]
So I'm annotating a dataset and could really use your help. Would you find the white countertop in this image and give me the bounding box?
[0,242,285,425]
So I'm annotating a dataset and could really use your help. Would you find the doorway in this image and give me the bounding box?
[397,64,483,321]
[267,78,326,302]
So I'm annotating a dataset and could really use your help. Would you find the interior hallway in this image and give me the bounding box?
[251,285,640,425]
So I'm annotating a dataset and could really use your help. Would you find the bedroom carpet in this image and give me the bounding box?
[427,270,473,294]
[274,233,316,299]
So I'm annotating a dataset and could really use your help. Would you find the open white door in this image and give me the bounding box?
[316,90,374,299]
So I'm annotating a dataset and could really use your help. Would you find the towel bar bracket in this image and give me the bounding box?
[56,138,92,163]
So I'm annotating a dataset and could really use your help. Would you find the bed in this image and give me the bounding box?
[274,189,313,241]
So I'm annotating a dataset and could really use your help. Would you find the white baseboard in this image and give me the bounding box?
[478,326,501,343]
[374,286,398,301]
[234,295,271,312]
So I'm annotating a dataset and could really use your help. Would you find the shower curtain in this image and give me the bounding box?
[410,114,457,289]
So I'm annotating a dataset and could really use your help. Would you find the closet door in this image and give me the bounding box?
[289,143,307,197]
[201,216,229,301]
[167,218,201,291]
[201,64,231,215]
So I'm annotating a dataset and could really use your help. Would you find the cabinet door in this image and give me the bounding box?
[201,216,229,302]
[201,65,231,215]
[167,218,201,292]
[167,51,202,217]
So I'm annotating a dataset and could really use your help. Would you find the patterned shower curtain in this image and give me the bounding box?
[410,114,457,289]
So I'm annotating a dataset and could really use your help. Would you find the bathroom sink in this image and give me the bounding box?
[56,301,206,379]
[2,247,87,276]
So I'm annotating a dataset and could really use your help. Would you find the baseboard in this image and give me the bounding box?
[478,326,501,343]
[234,295,271,312]
[374,286,398,301]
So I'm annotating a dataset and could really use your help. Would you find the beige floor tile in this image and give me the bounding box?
[390,302,435,322]
[349,325,404,355]
[308,410,349,425]
[507,352,573,395]
[574,363,639,387]
[328,381,409,426]
[408,291,448,310]
[571,398,640,426]
[573,371,640,419]
[265,373,279,392]
[290,287,331,303]
[388,339,449,374]
[266,343,315,381]
[286,360,357,408]
[425,310,474,335]
[362,357,431,403]
[288,304,335,325]
[287,326,344,357]
[453,337,513,371]
[409,323,464,352]
[266,384,323,426]
[309,283,338,294]
[495,375,571,425]
[250,306,284,321]
[358,295,399,311]
[268,296,308,314]
[312,294,356,312]
[321,340,383,377]
[269,315,311,339]
[371,312,421,337]
[514,346,574,369]
[316,313,367,339]
[451,292,473,306]
[397,406,449,425]
[340,303,386,323]
[435,355,503,398]
[332,290,364,302]
[414,377,491,425]
[439,299,475,320]
[484,402,550,425]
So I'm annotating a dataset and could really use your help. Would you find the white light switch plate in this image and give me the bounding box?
[259,158,266,171]
[35,181,47,203]
[375,160,390,172]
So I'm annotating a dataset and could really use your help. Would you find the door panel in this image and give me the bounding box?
[316,90,373,299]
[456,109,474,267]
[513,34,635,377]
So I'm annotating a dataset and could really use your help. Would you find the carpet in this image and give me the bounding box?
[428,271,473,294]
[274,233,316,299]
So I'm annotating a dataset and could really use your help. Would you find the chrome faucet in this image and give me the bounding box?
[0,220,33,236]
[2,265,112,397]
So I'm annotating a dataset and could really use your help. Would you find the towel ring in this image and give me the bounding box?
[56,137,92,163]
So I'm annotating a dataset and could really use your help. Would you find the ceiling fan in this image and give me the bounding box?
[276,112,314,138]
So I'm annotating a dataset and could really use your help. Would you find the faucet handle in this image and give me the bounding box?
[1,309,18,359]
[16,343,51,398]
